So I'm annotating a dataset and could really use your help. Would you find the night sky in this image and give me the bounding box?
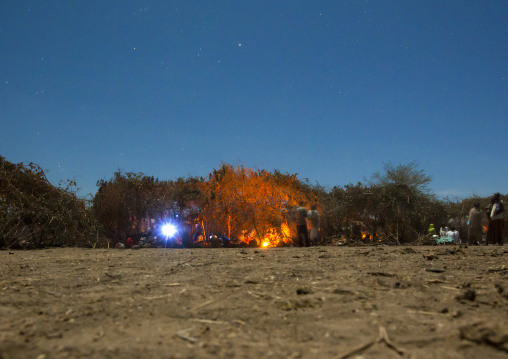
[1,1,507,198]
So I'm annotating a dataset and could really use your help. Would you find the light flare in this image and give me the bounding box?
[161,223,177,238]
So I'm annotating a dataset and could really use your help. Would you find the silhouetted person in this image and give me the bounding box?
[490,193,504,245]
[446,226,460,244]
[468,202,482,245]
[307,205,320,245]
[486,201,494,245]
[439,225,449,238]
[428,224,436,236]
[296,202,310,247]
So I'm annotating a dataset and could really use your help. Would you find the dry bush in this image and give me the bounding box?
[0,156,105,249]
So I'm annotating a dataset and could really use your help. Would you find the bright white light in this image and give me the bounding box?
[161,223,177,238]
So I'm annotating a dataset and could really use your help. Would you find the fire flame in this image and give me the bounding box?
[243,223,292,248]
[361,230,381,241]
[236,223,295,248]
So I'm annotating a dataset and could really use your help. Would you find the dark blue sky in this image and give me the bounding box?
[1,1,507,198]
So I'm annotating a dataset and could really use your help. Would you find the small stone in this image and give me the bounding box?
[495,283,504,294]
[456,289,476,302]
[296,287,312,295]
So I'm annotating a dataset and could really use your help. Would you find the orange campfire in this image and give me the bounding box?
[261,224,292,247]
[238,224,292,248]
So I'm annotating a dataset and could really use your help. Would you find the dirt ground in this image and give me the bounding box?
[1,245,507,359]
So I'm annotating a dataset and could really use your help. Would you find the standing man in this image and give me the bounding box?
[490,193,505,245]
[468,202,483,245]
[307,205,320,246]
[486,200,495,245]
[296,202,310,247]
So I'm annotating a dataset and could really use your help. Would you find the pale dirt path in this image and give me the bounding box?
[0,246,507,359]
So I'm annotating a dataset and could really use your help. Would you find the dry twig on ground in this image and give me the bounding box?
[335,326,409,359]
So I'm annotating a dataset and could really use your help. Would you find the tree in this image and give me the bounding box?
[93,170,204,246]
[367,162,442,243]
[200,164,314,245]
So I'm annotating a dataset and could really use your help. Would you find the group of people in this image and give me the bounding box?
[429,192,505,246]
[429,223,461,244]
[295,202,320,247]
[468,192,505,246]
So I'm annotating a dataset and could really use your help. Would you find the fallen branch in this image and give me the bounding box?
[379,326,407,356]
[407,310,445,316]
[334,337,376,359]
[175,328,198,343]
[143,294,173,300]
[335,326,408,359]
[189,318,227,325]
[175,257,196,266]
[190,299,215,312]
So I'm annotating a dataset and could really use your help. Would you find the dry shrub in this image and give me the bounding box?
[0,156,105,249]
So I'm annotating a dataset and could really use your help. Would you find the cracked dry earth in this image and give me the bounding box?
[1,245,507,359]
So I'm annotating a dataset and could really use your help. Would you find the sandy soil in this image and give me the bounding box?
[1,245,507,359]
